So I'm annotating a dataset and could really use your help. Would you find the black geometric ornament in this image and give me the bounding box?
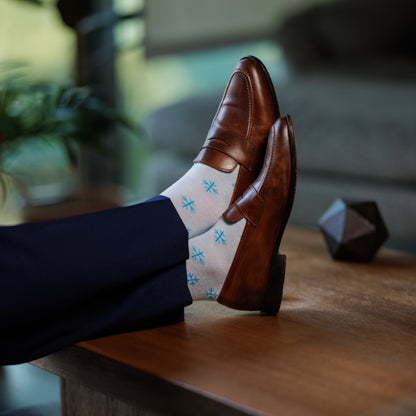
[318,198,389,262]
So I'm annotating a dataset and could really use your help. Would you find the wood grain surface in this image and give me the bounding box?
[35,227,416,416]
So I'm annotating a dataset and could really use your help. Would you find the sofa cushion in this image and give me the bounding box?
[145,74,416,184]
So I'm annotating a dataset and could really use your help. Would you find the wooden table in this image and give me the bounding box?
[32,227,416,416]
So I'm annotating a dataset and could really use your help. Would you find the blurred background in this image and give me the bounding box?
[0,0,415,414]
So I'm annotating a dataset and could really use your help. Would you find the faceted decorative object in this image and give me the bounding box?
[318,198,389,262]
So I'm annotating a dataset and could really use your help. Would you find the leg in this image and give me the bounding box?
[0,196,192,365]
[0,56,294,366]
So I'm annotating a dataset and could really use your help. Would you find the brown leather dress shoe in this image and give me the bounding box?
[194,55,280,206]
[217,115,297,314]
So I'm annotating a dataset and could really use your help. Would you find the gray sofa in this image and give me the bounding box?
[142,70,416,253]
[141,0,416,253]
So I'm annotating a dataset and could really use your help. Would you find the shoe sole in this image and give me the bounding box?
[260,114,297,315]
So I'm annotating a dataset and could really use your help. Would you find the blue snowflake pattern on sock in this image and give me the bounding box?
[187,273,200,286]
[203,180,218,194]
[186,226,191,235]
[182,195,196,213]
[205,288,218,299]
[214,229,227,245]
[191,246,205,264]
[232,182,236,189]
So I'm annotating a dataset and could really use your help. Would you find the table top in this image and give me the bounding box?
[33,227,416,416]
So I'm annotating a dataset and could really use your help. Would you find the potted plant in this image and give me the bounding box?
[0,62,138,221]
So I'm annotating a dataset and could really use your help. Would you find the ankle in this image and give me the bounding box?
[186,217,246,300]
[162,164,239,238]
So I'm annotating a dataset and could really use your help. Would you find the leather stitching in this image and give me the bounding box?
[209,125,247,142]
[236,184,264,227]
[230,71,252,140]
[260,122,279,197]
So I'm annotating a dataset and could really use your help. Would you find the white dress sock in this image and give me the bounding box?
[161,163,239,238]
[186,217,247,301]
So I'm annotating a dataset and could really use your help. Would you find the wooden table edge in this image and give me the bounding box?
[31,346,269,416]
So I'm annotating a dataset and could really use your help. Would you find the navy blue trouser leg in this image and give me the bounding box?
[0,196,192,365]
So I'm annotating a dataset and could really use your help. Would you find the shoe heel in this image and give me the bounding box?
[261,254,286,315]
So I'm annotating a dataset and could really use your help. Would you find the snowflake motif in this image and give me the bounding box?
[231,182,236,189]
[191,246,205,264]
[203,180,218,194]
[205,288,218,299]
[187,273,200,286]
[181,195,196,213]
[214,229,227,245]
[186,226,191,235]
